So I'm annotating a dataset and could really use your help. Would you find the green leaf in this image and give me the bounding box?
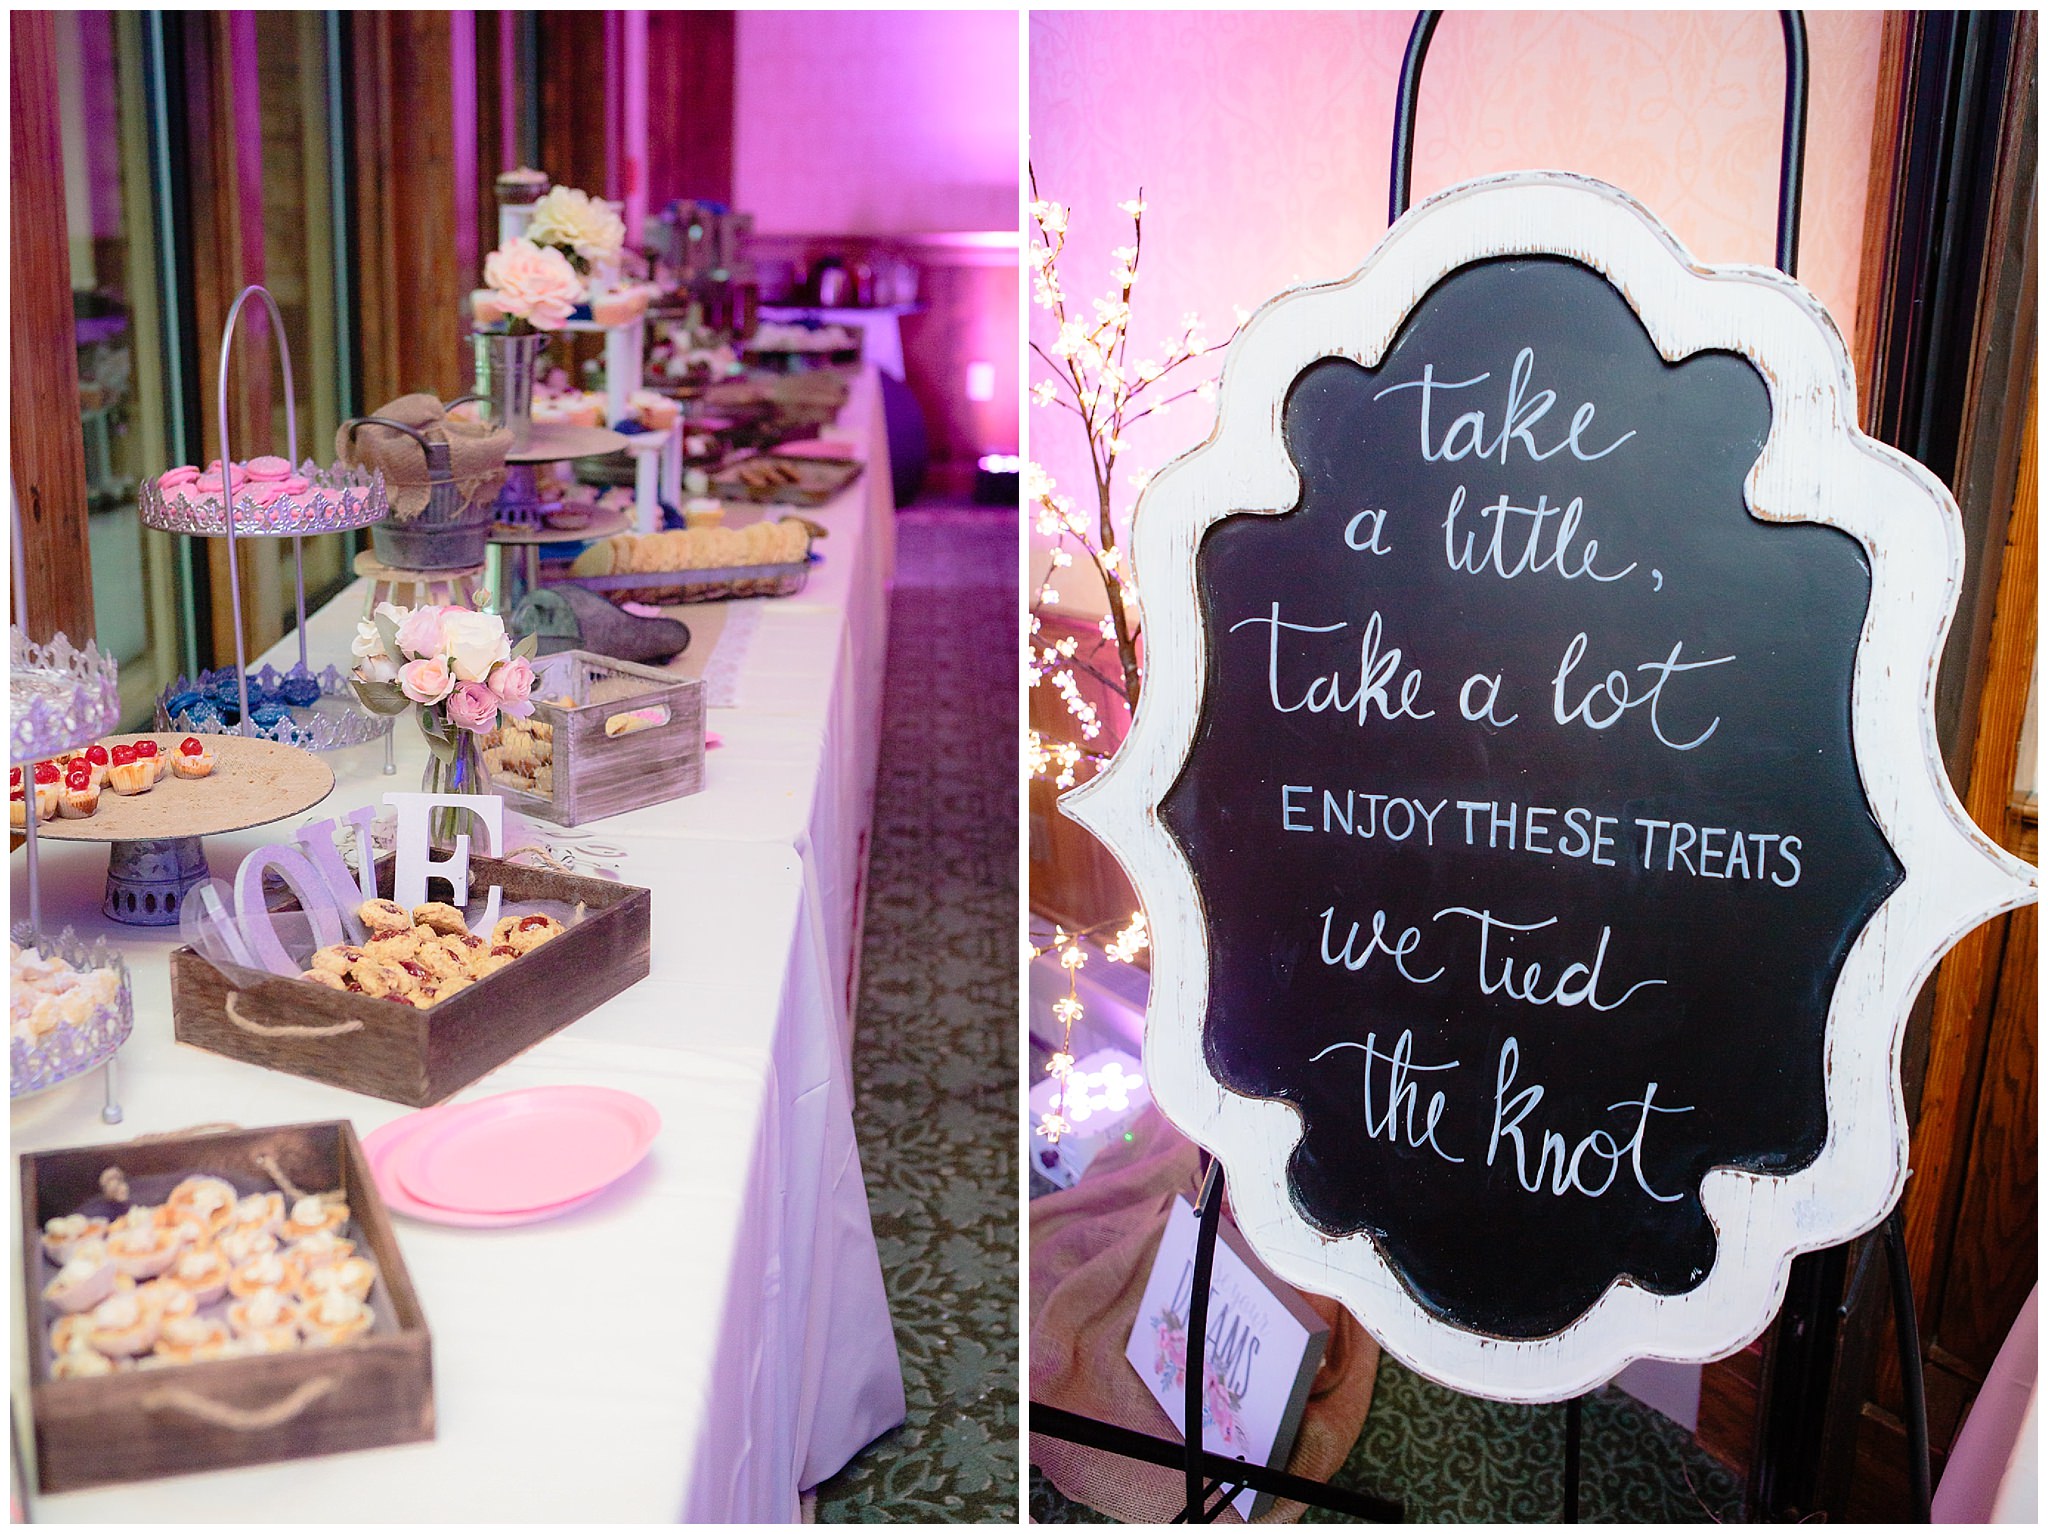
[349,678,410,717]
[375,613,404,660]
[512,633,539,660]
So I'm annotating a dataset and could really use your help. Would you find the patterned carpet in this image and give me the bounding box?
[813,506,1021,1522]
[1025,1166,1746,1525]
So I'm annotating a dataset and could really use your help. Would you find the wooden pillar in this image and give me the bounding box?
[644,11,736,209]
[9,12,95,643]
[537,13,611,199]
[352,11,463,406]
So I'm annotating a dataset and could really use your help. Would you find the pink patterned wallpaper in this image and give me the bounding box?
[734,10,1020,236]
[1028,10,1885,608]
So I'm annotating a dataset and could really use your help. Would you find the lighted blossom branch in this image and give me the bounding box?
[1026,169,1239,1145]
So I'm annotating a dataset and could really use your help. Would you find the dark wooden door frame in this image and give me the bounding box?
[1745,11,2037,1520]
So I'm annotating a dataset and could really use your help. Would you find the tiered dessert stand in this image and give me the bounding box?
[140,284,393,756]
[11,501,133,1121]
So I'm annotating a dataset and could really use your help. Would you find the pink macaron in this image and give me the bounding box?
[194,472,225,495]
[244,455,293,481]
[279,476,312,496]
[245,481,284,507]
[158,466,200,489]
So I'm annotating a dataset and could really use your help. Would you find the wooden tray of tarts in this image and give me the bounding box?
[20,1122,432,1493]
[169,854,651,1107]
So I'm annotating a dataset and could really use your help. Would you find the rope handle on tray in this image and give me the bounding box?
[98,1124,335,1208]
[141,1376,337,1431]
[224,990,365,1039]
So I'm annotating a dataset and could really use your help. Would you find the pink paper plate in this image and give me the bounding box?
[362,1108,602,1228]
[393,1086,661,1214]
[773,438,857,461]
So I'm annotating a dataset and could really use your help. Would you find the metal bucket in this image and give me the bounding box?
[471,331,546,449]
[370,501,492,571]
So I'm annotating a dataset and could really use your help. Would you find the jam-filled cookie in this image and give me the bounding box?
[410,901,469,936]
[356,898,414,935]
[492,912,566,955]
[309,943,367,977]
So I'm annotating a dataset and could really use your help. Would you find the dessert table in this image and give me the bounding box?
[10,367,904,1519]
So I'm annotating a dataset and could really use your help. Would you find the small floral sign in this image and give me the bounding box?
[1125,1196,1330,1520]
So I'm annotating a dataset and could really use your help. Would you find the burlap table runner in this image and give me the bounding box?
[336,393,511,520]
[1030,1103,1380,1522]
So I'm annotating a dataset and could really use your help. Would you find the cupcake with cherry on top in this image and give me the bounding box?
[171,735,216,779]
[105,744,155,796]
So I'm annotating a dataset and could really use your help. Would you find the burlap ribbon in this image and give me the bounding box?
[1029,1104,1380,1523]
[336,393,511,521]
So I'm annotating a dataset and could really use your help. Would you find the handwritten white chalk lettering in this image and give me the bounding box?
[1441,486,1637,583]
[1279,785,1449,844]
[1372,347,1636,465]
[1317,905,1446,985]
[1635,820,1804,886]
[1489,1039,1691,1201]
[1551,632,1736,750]
[1432,906,1664,1011]
[1454,801,1621,866]
[1310,1030,1464,1163]
[1343,507,1393,554]
[1229,604,1434,723]
[1458,671,1520,727]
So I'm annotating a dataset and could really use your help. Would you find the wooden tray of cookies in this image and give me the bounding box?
[167,855,650,1106]
[20,1121,432,1493]
[710,451,863,506]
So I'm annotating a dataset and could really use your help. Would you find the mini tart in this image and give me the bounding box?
[166,1245,231,1306]
[282,1195,348,1243]
[43,1251,119,1314]
[34,778,61,818]
[357,898,414,935]
[218,1226,281,1268]
[296,1255,377,1305]
[42,1213,108,1264]
[136,1277,199,1324]
[82,743,110,788]
[411,900,470,936]
[153,1314,234,1364]
[299,1289,373,1347]
[170,736,216,778]
[59,776,99,818]
[230,1191,286,1238]
[105,756,155,795]
[104,1214,182,1280]
[287,1228,356,1270]
[50,1315,97,1355]
[168,1174,240,1235]
[87,1291,161,1357]
[51,1349,119,1379]
[226,1288,301,1345]
[226,1249,292,1300]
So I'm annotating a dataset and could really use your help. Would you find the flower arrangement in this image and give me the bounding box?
[1029,168,1240,1144]
[348,603,538,777]
[476,185,629,334]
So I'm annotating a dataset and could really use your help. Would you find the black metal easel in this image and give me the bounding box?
[1032,10,1933,1522]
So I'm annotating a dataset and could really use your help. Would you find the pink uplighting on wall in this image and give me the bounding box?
[735,10,1019,235]
[1028,10,1885,613]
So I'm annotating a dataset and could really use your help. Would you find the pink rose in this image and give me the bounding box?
[398,656,455,706]
[482,237,583,332]
[487,656,535,719]
[394,605,450,660]
[444,681,500,734]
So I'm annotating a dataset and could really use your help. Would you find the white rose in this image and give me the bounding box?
[439,608,511,683]
[351,620,401,683]
[525,186,626,265]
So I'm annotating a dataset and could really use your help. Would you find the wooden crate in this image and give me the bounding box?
[21,1122,432,1493]
[170,854,650,1106]
[480,649,704,826]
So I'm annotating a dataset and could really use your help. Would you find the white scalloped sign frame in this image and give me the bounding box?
[1061,172,2038,1403]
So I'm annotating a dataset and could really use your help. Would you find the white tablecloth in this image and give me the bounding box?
[10,369,904,1520]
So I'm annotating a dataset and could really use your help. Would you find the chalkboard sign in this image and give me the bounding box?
[1064,174,2037,1402]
